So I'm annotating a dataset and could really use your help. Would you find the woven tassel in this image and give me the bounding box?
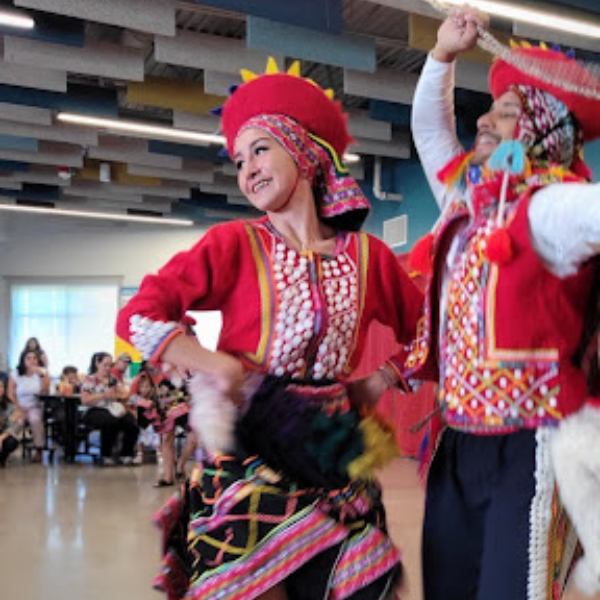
[409,232,435,276]
[437,151,474,189]
[347,414,399,480]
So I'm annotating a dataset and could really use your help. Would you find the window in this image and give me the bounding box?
[187,310,222,352]
[9,281,119,377]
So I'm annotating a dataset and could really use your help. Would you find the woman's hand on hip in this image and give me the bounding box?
[211,352,245,406]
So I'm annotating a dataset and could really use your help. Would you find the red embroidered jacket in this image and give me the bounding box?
[116,217,423,387]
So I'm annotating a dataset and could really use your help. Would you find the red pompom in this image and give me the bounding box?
[409,233,435,276]
[486,229,513,264]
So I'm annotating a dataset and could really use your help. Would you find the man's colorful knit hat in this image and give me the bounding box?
[489,44,600,142]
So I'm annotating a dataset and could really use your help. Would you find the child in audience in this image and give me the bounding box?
[128,370,161,465]
[57,365,82,395]
[152,376,192,486]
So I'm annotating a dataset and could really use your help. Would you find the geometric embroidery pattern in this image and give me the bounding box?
[440,216,561,432]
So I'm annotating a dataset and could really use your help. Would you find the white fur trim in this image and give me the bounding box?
[552,405,600,596]
[188,373,238,455]
[528,428,554,600]
[187,371,264,456]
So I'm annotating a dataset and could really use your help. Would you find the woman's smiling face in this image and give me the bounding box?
[234,128,300,213]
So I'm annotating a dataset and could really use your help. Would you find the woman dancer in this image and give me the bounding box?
[117,58,423,600]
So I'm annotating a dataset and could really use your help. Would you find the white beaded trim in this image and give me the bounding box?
[268,242,359,380]
[129,314,180,360]
[527,428,578,600]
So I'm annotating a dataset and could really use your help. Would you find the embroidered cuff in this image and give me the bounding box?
[130,314,184,361]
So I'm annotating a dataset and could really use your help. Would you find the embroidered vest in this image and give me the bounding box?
[406,183,594,433]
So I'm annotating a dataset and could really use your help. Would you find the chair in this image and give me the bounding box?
[20,427,34,461]
[74,406,102,463]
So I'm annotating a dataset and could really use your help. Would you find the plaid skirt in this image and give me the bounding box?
[152,377,402,600]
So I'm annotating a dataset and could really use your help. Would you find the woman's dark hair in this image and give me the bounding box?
[16,349,38,376]
[0,377,9,410]
[88,352,111,375]
[25,337,40,351]
[22,337,47,367]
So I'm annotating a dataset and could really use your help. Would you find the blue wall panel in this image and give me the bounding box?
[360,157,438,251]
[247,17,376,72]
[0,160,29,172]
[195,0,342,33]
[0,83,118,116]
[0,134,38,152]
[369,100,412,126]
[0,183,61,201]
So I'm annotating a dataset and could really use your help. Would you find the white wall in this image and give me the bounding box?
[0,213,208,370]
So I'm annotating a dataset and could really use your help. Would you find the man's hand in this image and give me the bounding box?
[433,6,489,63]
[347,370,391,412]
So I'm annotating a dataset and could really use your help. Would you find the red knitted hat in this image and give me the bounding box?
[489,45,600,142]
[221,60,352,157]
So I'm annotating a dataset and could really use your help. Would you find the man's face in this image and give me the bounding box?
[114,358,129,373]
[472,90,522,165]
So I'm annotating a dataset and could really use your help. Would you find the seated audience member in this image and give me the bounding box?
[111,352,132,384]
[128,369,160,465]
[81,352,138,466]
[8,349,50,463]
[0,378,22,467]
[154,373,195,487]
[57,365,82,395]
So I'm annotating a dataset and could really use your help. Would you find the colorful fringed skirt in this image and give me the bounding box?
[152,376,402,600]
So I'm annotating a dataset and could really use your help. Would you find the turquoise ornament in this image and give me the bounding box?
[488,140,527,175]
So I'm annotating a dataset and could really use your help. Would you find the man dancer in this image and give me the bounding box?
[409,6,600,599]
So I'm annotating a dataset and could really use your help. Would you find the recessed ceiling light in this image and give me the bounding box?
[0,11,35,30]
[0,203,194,226]
[57,112,363,163]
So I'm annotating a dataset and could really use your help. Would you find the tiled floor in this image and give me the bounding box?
[0,457,597,600]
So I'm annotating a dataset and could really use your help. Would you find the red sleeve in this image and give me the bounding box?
[116,222,242,361]
[366,235,425,390]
